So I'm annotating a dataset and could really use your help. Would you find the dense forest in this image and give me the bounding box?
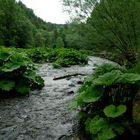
[0,0,65,48]
[1,0,140,140]
[0,0,86,50]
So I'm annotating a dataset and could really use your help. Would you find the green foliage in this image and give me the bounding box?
[0,0,69,49]
[85,116,117,140]
[0,80,15,91]
[1,47,88,70]
[14,47,88,68]
[0,47,44,95]
[72,63,140,140]
[63,0,140,67]
[47,48,88,68]
[93,64,125,78]
[103,105,127,118]
[56,37,64,48]
[25,48,50,63]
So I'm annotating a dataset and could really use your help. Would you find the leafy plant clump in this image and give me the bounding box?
[15,48,88,68]
[14,47,51,63]
[47,48,88,68]
[0,47,44,96]
[71,64,140,140]
[24,48,50,63]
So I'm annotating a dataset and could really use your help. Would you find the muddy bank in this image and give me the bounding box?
[0,57,114,140]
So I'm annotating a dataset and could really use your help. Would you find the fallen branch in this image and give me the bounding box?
[53,73,86,80]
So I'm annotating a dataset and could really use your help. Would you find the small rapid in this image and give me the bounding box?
[0,57,114,140]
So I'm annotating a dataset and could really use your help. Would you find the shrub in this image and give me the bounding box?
[0,47,44,96]
[71,64,140,140]
[13,47,50,63]
[47,48,88,68]
[24,47,50,63]
[15,48,88,68]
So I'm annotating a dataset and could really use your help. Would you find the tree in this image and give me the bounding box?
[62,0,96,21]
[56,37,64,48]
[63,0,140,67]
[0,0,18,47]
[15,17,35,48]
[35,30,46,48]
[89,0,140,66]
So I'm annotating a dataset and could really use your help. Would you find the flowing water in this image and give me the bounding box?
[0,57,114,140]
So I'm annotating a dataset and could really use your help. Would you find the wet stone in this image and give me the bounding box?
[0,56,114,140]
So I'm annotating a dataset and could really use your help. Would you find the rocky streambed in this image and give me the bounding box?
[0,57,114,140]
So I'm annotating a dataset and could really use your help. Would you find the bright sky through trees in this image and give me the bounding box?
[19,0,70,24]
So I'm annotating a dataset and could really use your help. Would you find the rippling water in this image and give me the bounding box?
[0,57,114,140]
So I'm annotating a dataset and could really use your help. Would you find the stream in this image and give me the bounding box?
[0,57,114,140]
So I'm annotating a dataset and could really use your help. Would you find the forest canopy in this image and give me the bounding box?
[63,0,140,67]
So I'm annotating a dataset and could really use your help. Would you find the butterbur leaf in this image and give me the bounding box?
[76,92,86,106]
[0,52,12,61]
[83,86,103,103]
[93,70,121,86]
[93,63,122,78]
[116,73,140,84]
[2,62,20,72]
[0,80,15,91]
[103,105,127,118]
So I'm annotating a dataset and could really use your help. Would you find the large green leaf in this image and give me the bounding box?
[83,86,103,103]
[93,63,123,78]
[103,105,127,118]
[93,70,122,86]
[10,53,32,66]
[0,80,15,91]
[0,52,13,61]
[2,62,21,72]
[23,70,36,80]
[116,73,140,84]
